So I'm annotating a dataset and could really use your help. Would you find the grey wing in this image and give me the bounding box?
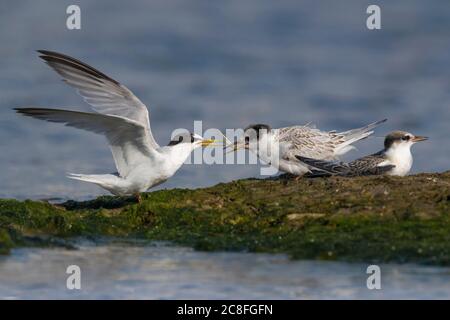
[277,125,343,162]
[297,152,395,177]
[295,156,351,175]
[37,50,159,149]
[277,119,386,164]
[348,155,395,176]
[15,108,154,177]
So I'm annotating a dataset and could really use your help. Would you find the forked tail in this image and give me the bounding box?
[334,119,387,156]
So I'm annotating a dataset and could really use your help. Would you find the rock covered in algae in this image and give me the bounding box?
[0,172,449,264]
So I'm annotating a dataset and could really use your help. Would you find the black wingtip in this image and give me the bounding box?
[295,155,316,163]
[14,107,49,115]
[37,49,60,56]
[36,49,53,58]
[36,50,57,63]
[35,49,120,85]
[373,118,388,126]
[14,107,32,117]
[15,107,31,114]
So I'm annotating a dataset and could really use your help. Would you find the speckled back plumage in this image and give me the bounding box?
[275,119,386,164]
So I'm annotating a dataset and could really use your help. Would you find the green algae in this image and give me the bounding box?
[1,172,450,264]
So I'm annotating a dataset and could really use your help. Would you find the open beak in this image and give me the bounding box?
[412,135,428,142]
[201,139,217,147]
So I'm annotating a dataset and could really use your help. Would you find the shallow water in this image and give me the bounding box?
[0,242,449,299]
[0,0,449,199]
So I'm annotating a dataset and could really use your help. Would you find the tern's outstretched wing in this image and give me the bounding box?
[36,50,159,149]
[16,108,155,177]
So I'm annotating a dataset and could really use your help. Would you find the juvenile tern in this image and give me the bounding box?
[296,131,428,176]
[227,119,387,176]
[16,50,215,199]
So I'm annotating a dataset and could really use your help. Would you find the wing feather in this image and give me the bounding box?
[277,119,386,163]
[277,126,340,161]
[36,50,159,149]
[15,108,154,177]
[296,153,395,176]
[296,156,351,175]
[348,154,395,176]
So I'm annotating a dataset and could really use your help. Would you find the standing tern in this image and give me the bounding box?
[296,131,428,176]
[226,119,387,176]
[15,50,215,200]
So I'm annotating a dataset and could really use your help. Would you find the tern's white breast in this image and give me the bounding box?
[381,143,413,176]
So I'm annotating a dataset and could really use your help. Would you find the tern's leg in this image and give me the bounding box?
[134,193,142,204]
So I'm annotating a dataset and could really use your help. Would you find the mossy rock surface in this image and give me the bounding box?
[1,172,449,264]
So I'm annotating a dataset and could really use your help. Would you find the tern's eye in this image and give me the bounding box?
[402,135,410,141]
[190,134,195,143]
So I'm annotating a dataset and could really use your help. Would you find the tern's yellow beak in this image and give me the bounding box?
[412,135,428,142]
[201,139,217,147]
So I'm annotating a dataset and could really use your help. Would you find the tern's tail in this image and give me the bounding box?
[67,173,126,195]
[334,118,387,156]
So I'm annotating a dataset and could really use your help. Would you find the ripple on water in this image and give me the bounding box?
[0,241,449,299]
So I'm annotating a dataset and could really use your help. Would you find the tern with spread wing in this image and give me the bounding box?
[226,120,387,176]
[16,50,215,200]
